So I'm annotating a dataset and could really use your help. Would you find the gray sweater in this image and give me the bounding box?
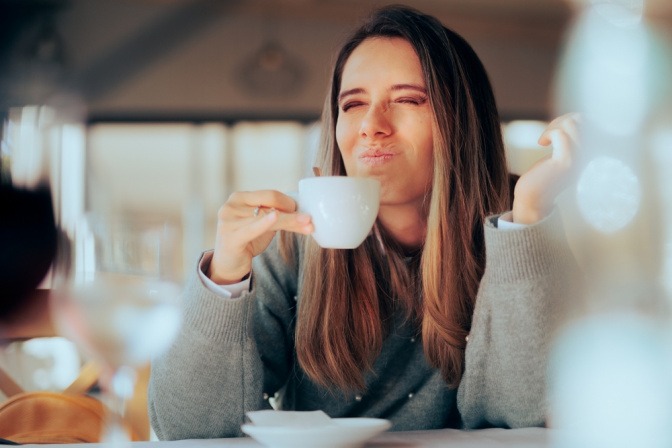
[148,211,578,439]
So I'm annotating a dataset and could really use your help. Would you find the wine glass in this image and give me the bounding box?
[51,213,183,446]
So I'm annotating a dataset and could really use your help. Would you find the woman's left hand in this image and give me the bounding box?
[512,112,580,224]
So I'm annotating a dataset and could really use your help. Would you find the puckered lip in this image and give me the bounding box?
[357,146,397,160]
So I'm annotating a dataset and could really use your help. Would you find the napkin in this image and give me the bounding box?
[246,410,334,428]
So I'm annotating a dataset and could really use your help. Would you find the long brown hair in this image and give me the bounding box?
[293,5,511,392]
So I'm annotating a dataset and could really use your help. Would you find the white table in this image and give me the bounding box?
[21,427,551,447]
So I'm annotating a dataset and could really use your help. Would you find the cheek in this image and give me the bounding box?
[417,129,435,180]
[335,118,357,164]
[335,120,351,174]
[335,120,344,150]
[410,117,432,150]
[335,118,351,152]
[423,136,434,163]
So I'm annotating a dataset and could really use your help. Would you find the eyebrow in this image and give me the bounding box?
[338,84,427,103]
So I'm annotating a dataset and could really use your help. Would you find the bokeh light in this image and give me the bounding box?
[576,156,641,233]
[550,313,672,448]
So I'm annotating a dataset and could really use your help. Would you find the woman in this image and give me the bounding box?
[149,5,579,438]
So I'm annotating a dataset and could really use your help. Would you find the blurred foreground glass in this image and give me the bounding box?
[51,214,183,445]
[549,1,672,447]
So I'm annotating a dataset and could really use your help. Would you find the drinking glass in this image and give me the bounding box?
[51,213,183,445]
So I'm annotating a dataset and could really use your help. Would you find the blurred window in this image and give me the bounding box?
[85,120,320,276]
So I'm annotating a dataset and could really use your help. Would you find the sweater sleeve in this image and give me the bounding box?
[148,235,299,440]
[457,209,580,429]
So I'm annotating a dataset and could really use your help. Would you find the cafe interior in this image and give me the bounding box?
[2,0,672,446]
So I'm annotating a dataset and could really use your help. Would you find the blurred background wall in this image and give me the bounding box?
[2,0,584,121]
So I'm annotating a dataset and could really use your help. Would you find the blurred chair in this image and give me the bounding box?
[0,290,151,442]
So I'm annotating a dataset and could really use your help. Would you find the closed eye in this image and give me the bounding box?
[396,96,428,106]
[341,101,365,112]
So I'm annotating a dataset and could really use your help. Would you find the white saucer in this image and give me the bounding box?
[241,418,392,448]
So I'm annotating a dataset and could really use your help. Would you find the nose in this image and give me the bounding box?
[359,104,392,139]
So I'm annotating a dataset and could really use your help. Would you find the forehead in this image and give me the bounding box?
[340,37,424,88]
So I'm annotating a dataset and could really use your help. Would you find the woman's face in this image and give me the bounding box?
[336,37,435,209]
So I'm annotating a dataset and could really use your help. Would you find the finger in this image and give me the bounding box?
[538,113,580,146]
[548,129,573,164]
[545,112,580,131]
[271,210,314,235]
[563,115,580,145]
[229,190,298,214]
[229,209,281,245]
[231,209,313,241]
[547,115,580,147]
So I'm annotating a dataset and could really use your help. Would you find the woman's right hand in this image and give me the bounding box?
[207,190,313,284]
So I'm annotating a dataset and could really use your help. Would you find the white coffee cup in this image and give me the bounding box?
[293,176,380,249]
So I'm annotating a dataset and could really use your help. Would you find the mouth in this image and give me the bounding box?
[358,147,396,165]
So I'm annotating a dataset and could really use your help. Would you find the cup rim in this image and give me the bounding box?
[299,176,380,186]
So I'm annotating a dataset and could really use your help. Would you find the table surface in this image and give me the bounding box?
[21,427,551,448]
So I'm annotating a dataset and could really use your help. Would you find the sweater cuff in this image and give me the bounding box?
[198,250,251,298]
[484,208,570,284]
[181,254,255,344]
